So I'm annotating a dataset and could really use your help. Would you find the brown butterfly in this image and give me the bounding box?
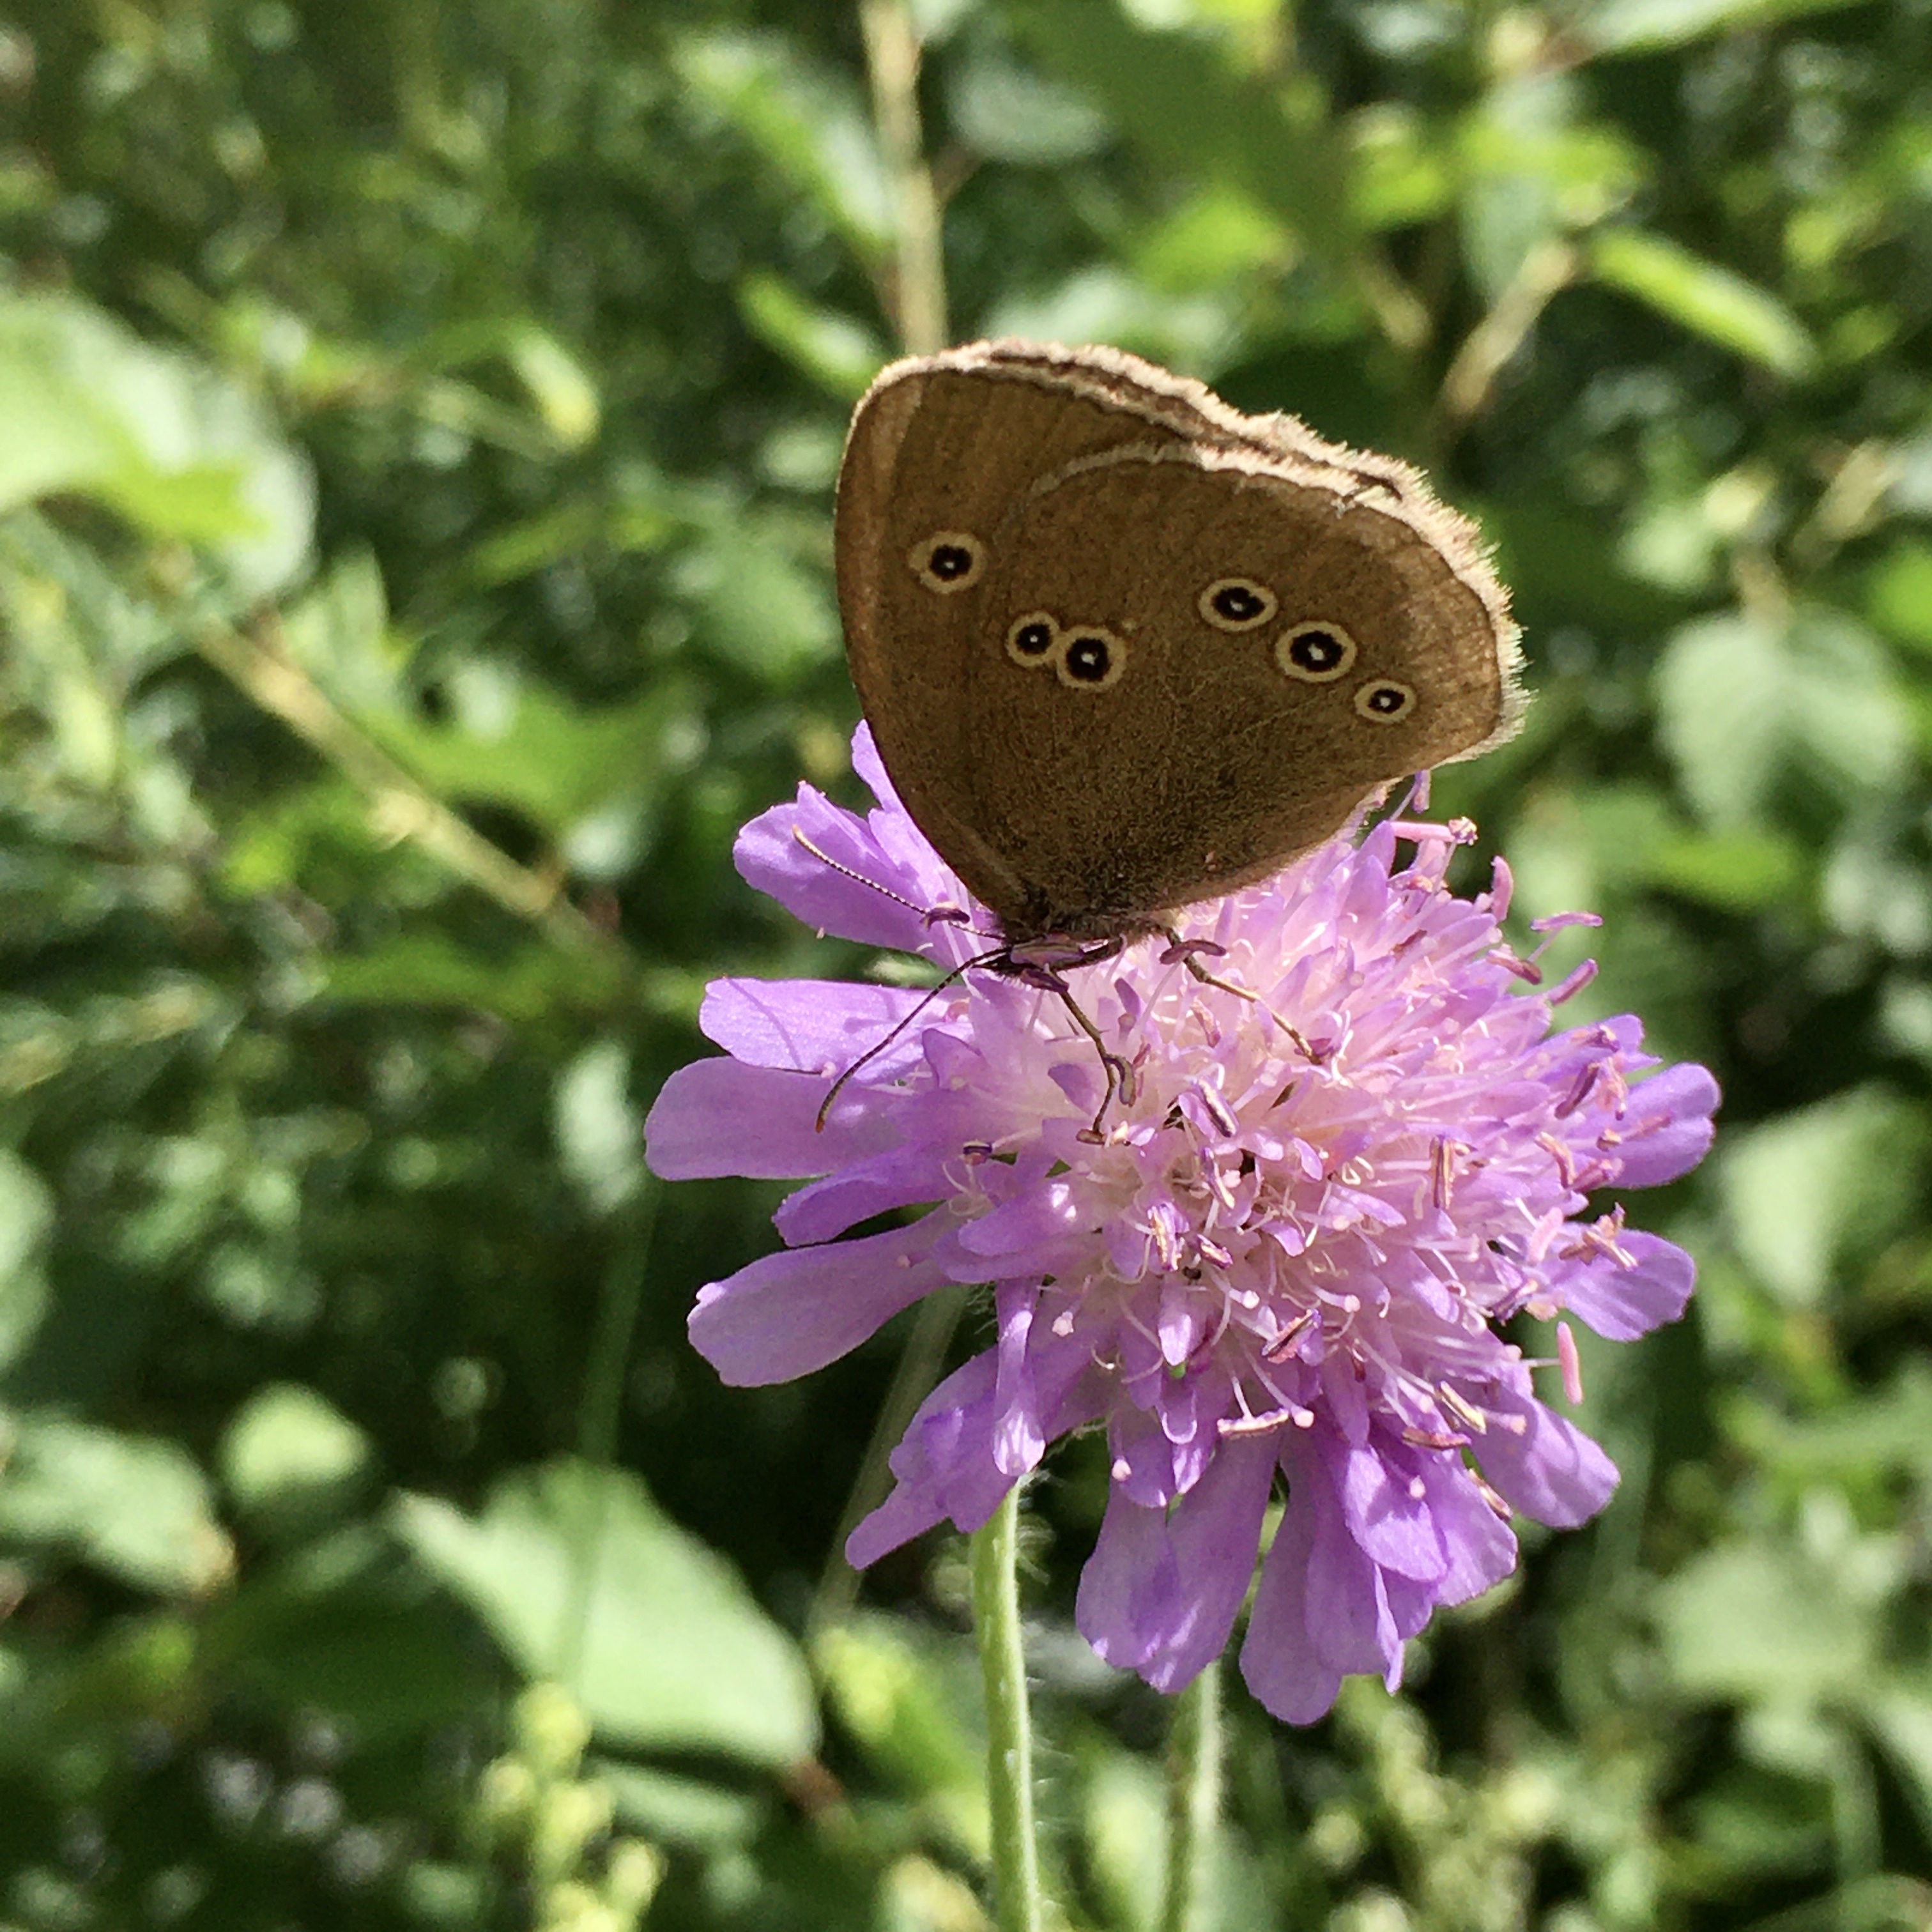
[834,339,1523,949]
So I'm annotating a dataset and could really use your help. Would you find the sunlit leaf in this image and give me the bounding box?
[0,294,314,595]
[0,1412,233,1597]
[1718,1088,1931,1308]
[1656,610,1910,830]
[218,1384,374,1535]
[738,273,890,401]
[1588,229,1816,377]
[396,1459,818,1766]
[814,1616,988,1859]
[0,1151,52,1378]
[1863,537,1932,655]
[947,42,1111,165]
[1005,0,1354,266]
[553,1040,645,1218]
[1658,1539,1880,1704]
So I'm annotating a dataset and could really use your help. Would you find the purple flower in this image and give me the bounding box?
[647,727,1717,1724]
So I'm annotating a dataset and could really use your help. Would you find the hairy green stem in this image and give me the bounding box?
[969,1485,1043,1932]
[1159,1662,1223,1932]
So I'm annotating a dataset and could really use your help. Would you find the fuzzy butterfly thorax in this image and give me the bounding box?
[834,339,1524,946]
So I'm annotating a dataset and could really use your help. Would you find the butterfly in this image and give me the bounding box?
[834,339,1522,949]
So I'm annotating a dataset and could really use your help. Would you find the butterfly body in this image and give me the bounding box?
[835,340,1522,944]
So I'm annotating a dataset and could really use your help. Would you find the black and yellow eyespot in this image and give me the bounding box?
[1006,611,1060,668]
[1056,626,1127,690]
[1199,577,1278,632]
[1275,622,1358,683]
[909,530,985,594]
[1354,679,1416,723]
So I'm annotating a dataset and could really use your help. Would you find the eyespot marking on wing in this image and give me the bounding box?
[1006,611,1060,668]
[1199,578,1277,632]
[1275,622,1358,683]
[1056,627,1126,691]
[909,531,985,594]
[1354,679,1416,722]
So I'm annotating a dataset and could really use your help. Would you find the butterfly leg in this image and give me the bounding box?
[1160,931,1318,1061]
[1055,987,1138,1144]
[1009,940,1135,1142]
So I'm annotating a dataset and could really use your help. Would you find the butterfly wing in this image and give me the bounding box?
[835,342,1521,940]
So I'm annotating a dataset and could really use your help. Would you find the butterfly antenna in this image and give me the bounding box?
[814,944,1009,1131]
[790,828,996,936]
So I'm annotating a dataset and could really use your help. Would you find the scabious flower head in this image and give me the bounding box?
[646,727,1718,1724]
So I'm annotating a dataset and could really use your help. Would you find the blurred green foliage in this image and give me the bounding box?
[2,0,1931,1926]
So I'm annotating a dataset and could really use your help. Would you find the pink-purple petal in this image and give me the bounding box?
[1559,1231,1698,1341]
[1418,1460,1519,1605]
[1478,1393,1620,1528]
[645,1058,877,1180]
[688,1215,947,1386]
[774,1146,948,1246]
[1241,1448,1342,1724]
[701,976,934,1079]
[1075,1432,1276,1692]
[845,1353,1011,1567]
[1340,1442,1448,1584]
[733,791,934,953]
[1606,1063,1721,1186]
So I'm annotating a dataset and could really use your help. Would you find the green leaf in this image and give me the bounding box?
[1456,79,1644,296]
[1656,610,1911,831]
[1133,184,1290,291]
[505,326,601,448]
[277,548,400,716]
[1729,1365,1932,1489]
[1658,1539,1879,1706]
[203,1528,490,1744]
[670,507,839,680]
[946,42,1110,165]
[321,936,632,1023]
[395,1459,818,1767]
[815,1616,988,1861]
[1867,1689,1932,1844]
[1078,1740,1168,1932]
[218,1384,374,1536]
[0,293,315,595]
[553,1040,645,1218]
[0,1411,233,1597]
[1588,230,1816,377]
[372,671,705,837]
[595,1759,767,1848]
[1644,831,1807,913]
[982,265,1239,371]
[1347,105,1455,233]
[737,273,889,401]
[1862,537,1932,655]
[1718,1087,1932,1307]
